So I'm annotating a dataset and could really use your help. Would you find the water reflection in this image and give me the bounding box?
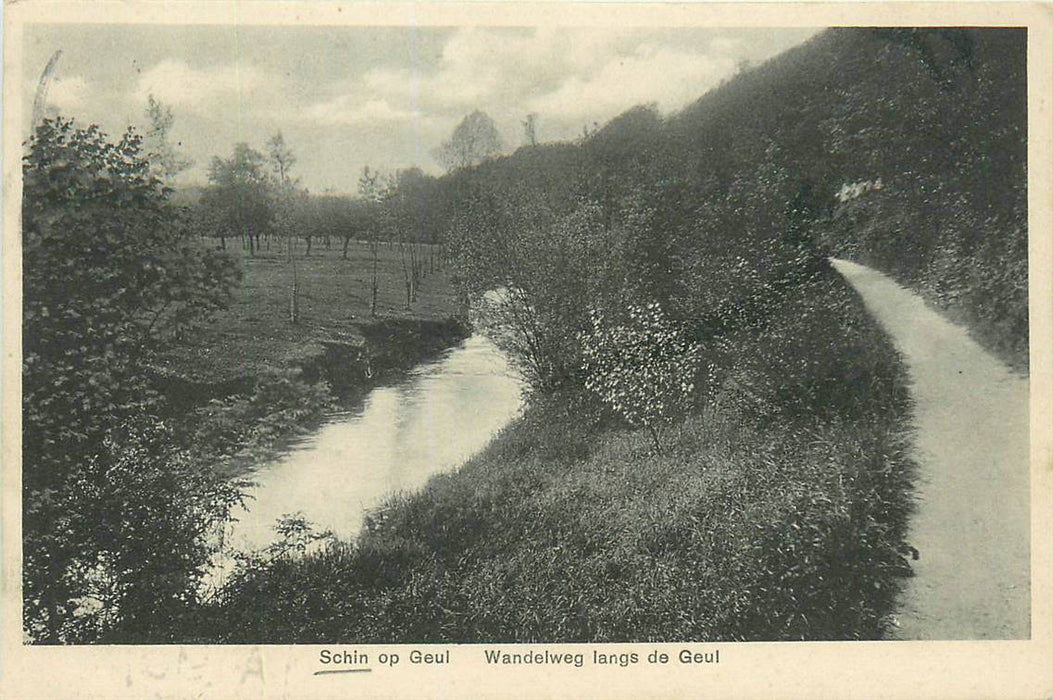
[226,334,524,552]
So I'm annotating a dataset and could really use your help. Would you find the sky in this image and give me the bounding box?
[23,24,820,193]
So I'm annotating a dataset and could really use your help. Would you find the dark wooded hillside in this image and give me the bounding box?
[437,27,1028,371]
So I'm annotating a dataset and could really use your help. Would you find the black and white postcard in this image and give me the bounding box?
[2,2,1051,698]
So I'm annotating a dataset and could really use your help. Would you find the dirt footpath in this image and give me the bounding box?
[831,258,1030,640]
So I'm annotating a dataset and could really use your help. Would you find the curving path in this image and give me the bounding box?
[830,258,1030,640]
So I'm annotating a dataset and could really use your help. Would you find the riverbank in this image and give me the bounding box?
[156,315,472,482]
[148,243,471,479]
[155,316,471,409]
[220,333,524,554]
[191,265,918,643]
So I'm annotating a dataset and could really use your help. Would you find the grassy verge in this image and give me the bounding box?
[191,265,917,643]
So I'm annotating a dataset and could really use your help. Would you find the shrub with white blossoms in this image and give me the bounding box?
[580,302,707,452]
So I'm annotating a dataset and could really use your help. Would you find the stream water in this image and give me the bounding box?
[223,333,524,554]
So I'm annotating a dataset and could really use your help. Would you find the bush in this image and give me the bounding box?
[24,417,243,643]
[580,302,710,451]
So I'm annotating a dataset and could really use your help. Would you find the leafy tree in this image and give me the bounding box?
[267,131,304,322]
[324,194,370,260]
[312,192,350,257]
[143,94,192,183]
[203,143,272,254]
[22,118,240,641]
[433,110,504,172]
[449,184,612,391]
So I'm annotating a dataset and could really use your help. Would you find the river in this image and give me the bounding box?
[223,333,524,554]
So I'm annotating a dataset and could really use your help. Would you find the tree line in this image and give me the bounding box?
[439,27,1029,399]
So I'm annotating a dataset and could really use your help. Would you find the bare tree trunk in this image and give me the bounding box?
[411,241,422,293]
[342,235,351,259]
[287,235,299,324]
[415,243,422,292]
[648,424,662,454]
[370,241,379,317]
[398,240,412,308]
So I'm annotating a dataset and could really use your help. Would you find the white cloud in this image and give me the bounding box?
[710,37,745,55]
[362,28,641,116]
[133,60,267,113]
[43,74,90,111]
[356,27,748,146]
[529,43,737,126]
[304,95,423,126]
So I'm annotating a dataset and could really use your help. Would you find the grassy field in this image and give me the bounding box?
[154,239,462,383]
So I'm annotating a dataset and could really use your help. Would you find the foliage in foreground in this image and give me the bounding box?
[22,119,241,642]
[32,418,244,643]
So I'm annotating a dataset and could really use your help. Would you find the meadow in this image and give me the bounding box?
[154,238,461,384]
